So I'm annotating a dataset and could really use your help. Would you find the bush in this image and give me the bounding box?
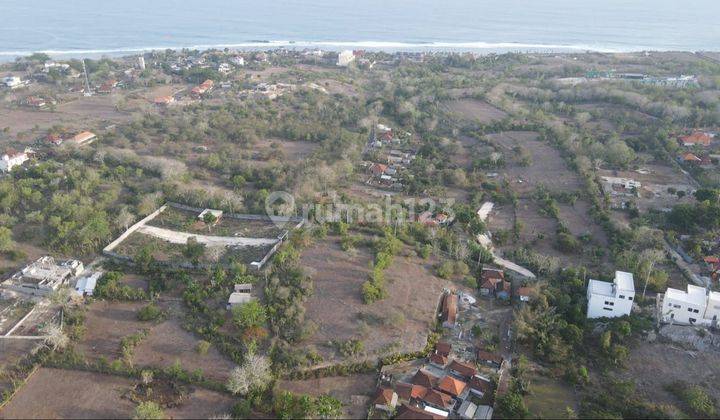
[668,382,716,418]
[137,304,163,321]
[133,401,165,420]
[196,340,211,355]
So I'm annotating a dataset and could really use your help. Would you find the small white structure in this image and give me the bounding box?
[661,285,720,325]
[231,56,245,67]
[227,292,253,309]
[586,271,635,319]
[0,150,30,172]
[2,76,23,89]
[476,202,494,223]
[234,283,252,293]
[601,176,641,196]
[74,271,102,296]
[137,56,146,70]
[198,209,223,223]
[337,50,355,67]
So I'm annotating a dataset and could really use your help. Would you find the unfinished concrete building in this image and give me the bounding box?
[1,256,84,296]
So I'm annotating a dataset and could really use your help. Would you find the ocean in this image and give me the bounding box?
[0,0,718,60]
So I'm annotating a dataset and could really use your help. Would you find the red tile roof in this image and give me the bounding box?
[373,387,396,405]
[469,375,492,395]
[395,382,428,401]
[516,287,532,297]
[477,350,503,365]
[423,389,454,408]
[437,375,467,397]
[429,353,448,367]
[442,293,458,326]
[481,267,504,280]
[435,341,451,357]
[680,132,713,146]
[448,359,477,378]
[411,369,439,389]
[396,404,441,420]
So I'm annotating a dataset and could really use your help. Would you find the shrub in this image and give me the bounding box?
[196,340,211,355]
[137,304,163,321]
[133,401,165,420]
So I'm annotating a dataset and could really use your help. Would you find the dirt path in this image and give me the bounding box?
[136,225,278,247]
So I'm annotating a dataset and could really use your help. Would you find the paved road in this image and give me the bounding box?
[137,225,278,247]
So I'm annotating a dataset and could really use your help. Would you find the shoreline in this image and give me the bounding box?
[1,40,716,62]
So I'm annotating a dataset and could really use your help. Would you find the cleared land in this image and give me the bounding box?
[75,300,149,363]
[132,308,236,382]
[298,236,451,365]
[277,373,376,419]
[0,367,236,419]
[443,99,508,124]
[487,131,583,196]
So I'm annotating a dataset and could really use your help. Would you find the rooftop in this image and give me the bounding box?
[665,284,707,306]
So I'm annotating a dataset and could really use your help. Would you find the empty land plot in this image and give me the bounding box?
[487,131,583,195]
[299,237,450,365]
[0,368,136,419]
[253,138,319,162]
[0,367,236,419]
[443,99,508,123]
[616,341,720,408]
[558,201,608,247]
[277,373,376,419]
[132,315,236,383]
[75,301,149,363]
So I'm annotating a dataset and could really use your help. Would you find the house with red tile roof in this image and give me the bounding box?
[448,360,477,379]
[373,387,398,413]
[516,287,532,302]
[435,341,451,357]
[69,131,97,146]
[441,292,458,328]
[423,388,454,410]
[429,353,448,368]
[477,350,504,368]
[396,404,442,420]
[437,375,467,397]
[411,369,439,389]
[679,132,713,147]
[395,382,428,402]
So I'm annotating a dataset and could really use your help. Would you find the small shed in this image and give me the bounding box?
[227,292,253,309]
[234,283,252,293]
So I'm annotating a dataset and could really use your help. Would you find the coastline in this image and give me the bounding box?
[0,39,703,63]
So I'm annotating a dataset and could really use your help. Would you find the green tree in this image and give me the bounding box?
[0,226,15,252]
[133,401,165,419]
[231,300,267,330]
[182,236,205,266]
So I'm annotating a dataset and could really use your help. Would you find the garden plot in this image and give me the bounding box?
[298,236,453,366]
[486,131,583,196]
[105,204,297,268]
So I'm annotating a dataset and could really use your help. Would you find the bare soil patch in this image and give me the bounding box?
[0,367,236,419]
[76,300,148,362]
[299,237,452,365]
[487,131,583,196]
[616,341,720,407]
[277,373,376,419]
[443,99,508,123]
[132,313,236,382]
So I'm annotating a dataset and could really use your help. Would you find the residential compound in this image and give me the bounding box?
[1,256,84,296]
[660,284,720,326]
[586,271,635,319]
[0,149,31,172]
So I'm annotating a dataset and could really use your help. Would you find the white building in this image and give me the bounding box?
[231,56,245,67]
[74,271,102,296]
[1,256,83,296]
[2,76,23,89]
[227,292,253,309]
[337,50,356,67]
[661,285,720,325]
[586,271,635,319]
[0,150,30,172]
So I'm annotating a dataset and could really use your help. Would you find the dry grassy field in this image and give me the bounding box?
[443,99,508,124]
[0,367,236,419]
[298,236,452,365]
